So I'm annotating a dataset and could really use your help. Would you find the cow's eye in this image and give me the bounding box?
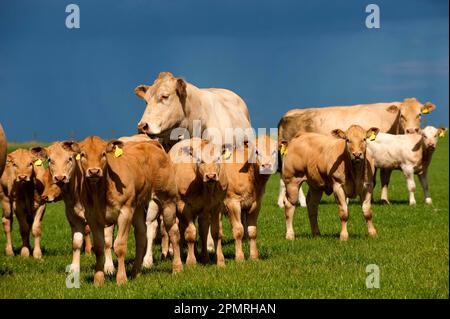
[68,157,73,163]
[29,162,33,167]
[102,152,106,158]
[161,95,169,100]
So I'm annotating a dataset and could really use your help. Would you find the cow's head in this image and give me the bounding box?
[332,125,380,163]
[7,149,37,183]
[386,98,436,134]
[421,126,447,151]
[184,139,224,184]
[31,142,80,185]
[77,136,108,182]
[135,72,187,137]
[251,135,278,174]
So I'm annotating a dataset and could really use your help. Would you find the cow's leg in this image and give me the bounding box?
[114,207,133,285]
[226,200,244,261]
[247,202,261,260]
[182,206,197,266]
[16,208,31,257]
[83,224,92,255]
[277,178,286,208]
[306,188,323,237]
[210,206,225,267]
[65,207,87,273]
[31,204,46,259]
[360,185,377,238]
[88,218,106,286]
[1,199,14,256]
[333,184,349,241]
[284,177,302,240]
[143,200,159,268]
[162,201,182,273]
[104,225,115,275]
[198,213,210,264]
[418,173,432,205]
[380,169,392,204]
[131,207,147,278]
[298,186,307,207]
[206,227,214,253]
[160,214,171,259]
[401,165,416,205]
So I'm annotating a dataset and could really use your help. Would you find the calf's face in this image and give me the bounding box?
[78,136,108,181]
[421,126,447,150]
[188,141,223,184]
[399,98,436,134]
[7,149,36,182]
[332,125,380,162]
[253,135,278,174]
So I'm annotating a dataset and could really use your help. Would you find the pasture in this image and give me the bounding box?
[0,138,448,299]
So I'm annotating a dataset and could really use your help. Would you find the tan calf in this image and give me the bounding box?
[282,125,379,241]
[77,136,181,285]
[223,135,277,261]
[0,149,51,258]
[168,138,228,266]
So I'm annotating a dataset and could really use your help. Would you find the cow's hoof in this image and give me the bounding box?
[116,273,127,285]
[172,262,183,274]
[20,247,30,257]
[285,232,295,241]
[33,249,42,259]
[69,264,80,273]
[339,233,349,241]
[409,200,416,206]
[249,252,259,260]
[368,229,377,238]
[380,199,390,205]
[104,262,115,275]
[93,271,105,286]
[84,246,92,256]
[277,199,285,208]
[425,198,433,205]
[142,257,154,269]
[235,253,245,262]
[217,258,225,267]
[299,200,307,208]
[5,246,14,256]
[186,256,197,266]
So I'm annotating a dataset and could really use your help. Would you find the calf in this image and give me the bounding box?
[77,136,182,285]
[168,138,228,266]
[33,142,94,273]
[0,149,52,258]
[223,135,277,261]
[282,125,379,241]
[367,126,447,205]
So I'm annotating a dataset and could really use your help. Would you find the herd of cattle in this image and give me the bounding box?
[0,72,447,285]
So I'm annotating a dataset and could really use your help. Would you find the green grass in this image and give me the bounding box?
[0,138,448,298]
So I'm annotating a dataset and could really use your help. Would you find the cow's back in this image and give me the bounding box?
[0,124,6,178]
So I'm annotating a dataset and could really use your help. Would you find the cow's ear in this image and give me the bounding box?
[176,78,187,106]
[30,147,48,160]
[331,129,346,140]
[106,140,124,153]
[366,127,380,140]
[62,141,80,154]
[438,127,447,138]
[134,85,149,99]
[386,104,399,113]
[422,102,436,114]
[6,154,13,164]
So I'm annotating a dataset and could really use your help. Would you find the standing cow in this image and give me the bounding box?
[277,98,436,208]
[282,125,379,241]
[0,124,6,178]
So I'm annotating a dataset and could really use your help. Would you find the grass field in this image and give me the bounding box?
[0,138,448,299]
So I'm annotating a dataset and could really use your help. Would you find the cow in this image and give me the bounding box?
[277,98,436,208]
[76,136,182,285]
[0,124,6,178]
[282,125,379,241]
[165,138,228,266]
[223,135,278,261]
[33,142,95,274]
[367,126,447,205]
[0,149,52,258]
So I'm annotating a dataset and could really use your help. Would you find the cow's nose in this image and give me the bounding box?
[137,122,149,133]
[54,175,66,182]
[261,163,272,170]
[18,175,27,181]
[353,152,363,159]
[427,143,435,148]
[406,128,420,134]
[205,173,218,181]
[88,168,100,177]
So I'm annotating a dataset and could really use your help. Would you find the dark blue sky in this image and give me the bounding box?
[0,0,448,142]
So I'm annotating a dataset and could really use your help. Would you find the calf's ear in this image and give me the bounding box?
[331,129,346,140]
[422,102,436,114]
[62,141,81,154]
[438,127,447,138]
[134,85,149,99]
[386,104,399,113]
[30,147,48,159]
[106,140,125,153]
[6,154,13,164]
[366,127,380,140]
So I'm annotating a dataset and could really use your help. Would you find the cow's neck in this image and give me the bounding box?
[184,84,210,134]
[344,151,366,193]
[420,144,435,172]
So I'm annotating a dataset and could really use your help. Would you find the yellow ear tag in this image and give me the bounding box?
[422,108,429,114]
[114,145,123,158]
[369,133,377,141]
[75,153,81,161]
[224,149,232,160]
[34,159,43,166]
[439,131,445,138]
[280,144,288,156]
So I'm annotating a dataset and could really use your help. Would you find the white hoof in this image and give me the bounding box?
[277,198,285,208]
[104,261,115,275]
[425,198,432,205]
[142,256,154,269]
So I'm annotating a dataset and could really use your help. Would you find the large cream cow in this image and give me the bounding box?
[0,124,6,177]
[277,98,436,208]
